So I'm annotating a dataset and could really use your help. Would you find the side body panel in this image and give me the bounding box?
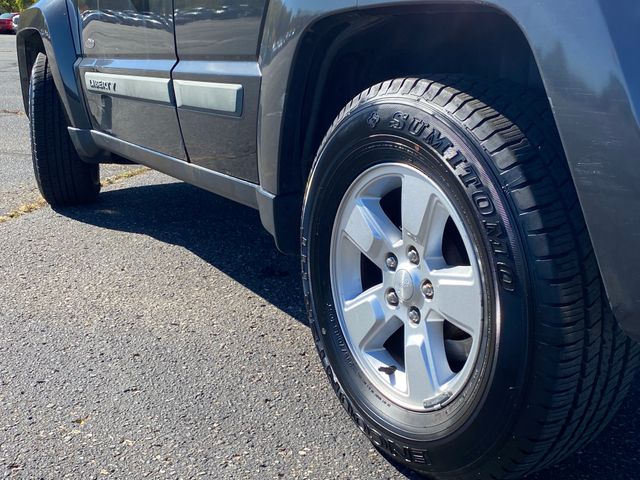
[258,0,640,339]
[173,0,267,181]
[76,0,186,159]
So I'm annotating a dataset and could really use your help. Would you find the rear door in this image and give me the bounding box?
[172,0,268,182]
[77,0,186,159]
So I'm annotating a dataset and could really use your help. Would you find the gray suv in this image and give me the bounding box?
[15,1,640,478]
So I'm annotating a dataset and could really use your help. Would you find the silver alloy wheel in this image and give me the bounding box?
[330,163,483,411]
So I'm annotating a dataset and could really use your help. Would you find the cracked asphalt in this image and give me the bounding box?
[0,35,638,479]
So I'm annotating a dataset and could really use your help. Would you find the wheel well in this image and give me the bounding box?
[279,4,551,195]
[16,29,46,115]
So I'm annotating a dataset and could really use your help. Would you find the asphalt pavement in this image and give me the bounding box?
[0,34,638,479]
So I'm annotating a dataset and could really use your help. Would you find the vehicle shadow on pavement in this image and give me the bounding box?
[58,180,308,325]
[58,181,640,480]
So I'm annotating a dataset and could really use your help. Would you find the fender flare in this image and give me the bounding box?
[16,0,91,129]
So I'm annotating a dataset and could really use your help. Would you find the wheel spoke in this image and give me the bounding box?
[343,285,399,350]
[430,266,482,336]
[404,329,440,403]
[343,198,401,266]
[401,174,449,257]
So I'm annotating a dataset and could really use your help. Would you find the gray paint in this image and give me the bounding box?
[172,61,262,182]
[258,0,356,193]
[76,0,186,159]
[171,0,267,180]
[79,1,174,60]
[16,0,90,128]
[173,0,267,58]
[87,129,261,209]
[78,59,186,160]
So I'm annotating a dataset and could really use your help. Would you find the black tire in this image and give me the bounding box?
[301,76,639,479]
[29,53,100,206]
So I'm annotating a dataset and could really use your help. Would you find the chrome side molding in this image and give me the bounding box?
[83,72,244,116]
[84,72,172,104]
[173,79,243,116]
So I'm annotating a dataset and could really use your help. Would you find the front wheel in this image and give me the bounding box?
[301,77,638,479]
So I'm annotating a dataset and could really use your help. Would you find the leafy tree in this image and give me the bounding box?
[16,0,34,10]
[0,0,32,12]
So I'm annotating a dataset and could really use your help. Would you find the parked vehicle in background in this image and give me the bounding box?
[0,13,18,34]
[12,14,20,31]
[14,1,640,479]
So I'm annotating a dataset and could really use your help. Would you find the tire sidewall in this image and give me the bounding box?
[28,53,100,205]
[302,98,532,472]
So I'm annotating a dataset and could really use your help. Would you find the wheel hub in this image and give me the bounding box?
[393,268,415,303]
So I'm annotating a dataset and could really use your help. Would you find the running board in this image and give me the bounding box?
[68,127,263,210]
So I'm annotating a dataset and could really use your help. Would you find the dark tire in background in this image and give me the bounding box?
[29,53,100,206]
[301,76,639,479]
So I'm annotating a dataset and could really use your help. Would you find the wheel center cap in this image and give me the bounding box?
[394,269,414,303]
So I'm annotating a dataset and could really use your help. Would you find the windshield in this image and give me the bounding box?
[0,13,14,19]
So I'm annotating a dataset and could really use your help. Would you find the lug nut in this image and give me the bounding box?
[408,246,420,265]
[408,307,421,324]
[421,280,434,300]
[386,289,399,306]
[385,254,398,271]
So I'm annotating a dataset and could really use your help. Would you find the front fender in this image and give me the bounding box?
[16,0,90,129]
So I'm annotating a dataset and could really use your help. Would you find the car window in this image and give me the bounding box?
[0,13,13,18]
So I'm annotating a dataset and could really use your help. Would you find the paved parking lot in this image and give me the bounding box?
[0,34,638,479]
